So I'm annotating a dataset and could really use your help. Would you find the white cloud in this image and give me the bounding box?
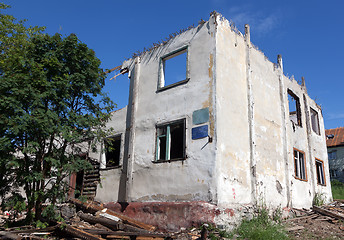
[226,6,280,36]
[327,113,344,120]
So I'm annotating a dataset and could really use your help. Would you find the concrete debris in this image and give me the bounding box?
[0,200,344,239]
[286,201,344,239]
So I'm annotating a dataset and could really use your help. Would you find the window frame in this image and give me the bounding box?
[287,89,302,127]
[154,118,186,163]
[157,46,189,92]
[310,107,320,135]
[315,158,326,186]
[103,134,122,169]
[293,148,307,181]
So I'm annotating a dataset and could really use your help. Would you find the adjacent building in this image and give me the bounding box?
[326,127,344,182]
[75,12,332,230]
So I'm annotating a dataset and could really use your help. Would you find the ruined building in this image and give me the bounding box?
[326,127,344,183]
[72,12,332,229]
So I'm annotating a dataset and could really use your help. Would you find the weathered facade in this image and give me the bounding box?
[326,127,344,183]
[86,13,331,230]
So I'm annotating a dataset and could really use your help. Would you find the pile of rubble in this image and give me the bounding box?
[0,199,343,239]
[0,199,177,240]
[286,200,344,239]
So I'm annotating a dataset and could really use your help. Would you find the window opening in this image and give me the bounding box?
[74,171,84,198]
[315,158,326,185]
[104,136,121,168]
[328,150,337,160]
[287,90,302,126]
[159,48,188,89]
[156,119,185,161]
[310,108,320,135]
[330,169,337,178]
[294,149,307,181]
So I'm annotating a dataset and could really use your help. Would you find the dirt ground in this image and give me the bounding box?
[286,204,344,240]
[287,218,344,239]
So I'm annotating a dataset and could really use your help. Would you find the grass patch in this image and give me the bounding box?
[231,206,288,240]
[331,180,344,199]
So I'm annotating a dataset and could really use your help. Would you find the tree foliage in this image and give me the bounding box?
[0,3,115,222]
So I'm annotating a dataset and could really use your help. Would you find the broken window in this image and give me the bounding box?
[328,150,337,160]
[315,158,326,185]
[310,108,320,135]
[156,119,186,161]
[294,148,307,181]
[287,90,302,126]
[104,136,121,168]
[158,47,188,90]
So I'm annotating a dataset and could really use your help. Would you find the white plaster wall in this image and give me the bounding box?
[247,48,288,207]
[215,17,252,206]
[284,78,313,208]
[284,77,332,208]
[128,16,218,202]
[307,99,332,202]
[95,106,127,202]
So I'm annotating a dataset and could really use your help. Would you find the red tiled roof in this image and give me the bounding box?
[326,127,344,147]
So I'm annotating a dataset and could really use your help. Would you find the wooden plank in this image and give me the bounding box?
[10,225,58,234]
[61,224,106,240]
[136,237,165,240]
[77,212,123,231]
[84,229,168,238]
[0,231,22,240]
[312,206,344,221]
[105,65,122,74]
[286,226,304,231]
[285,213,318,221]
[70,198,156,231]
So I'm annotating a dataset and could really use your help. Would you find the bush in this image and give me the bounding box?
[313,193,326,206]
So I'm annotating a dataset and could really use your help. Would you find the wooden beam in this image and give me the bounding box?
[70,198,156,232]
[61,224,106,240]
[312,206,344,221]
[0,231,22,240]
[78,212,123,231]
[105,65,122,74]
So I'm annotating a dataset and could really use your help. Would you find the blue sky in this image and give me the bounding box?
[3,0,343,129]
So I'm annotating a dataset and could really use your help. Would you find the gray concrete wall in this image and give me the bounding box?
[328,146,344,182]
[120,15,218,203]
[94,106,127,203]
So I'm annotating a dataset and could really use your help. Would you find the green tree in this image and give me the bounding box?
[0,4,115,222]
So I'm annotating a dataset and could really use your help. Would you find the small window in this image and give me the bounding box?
[315,158,326,185]
[328,150,337,160]
[288,90,302,126]
[310,108,320,135]
[104,136,121,168]
[330,169,337,178]
[156,119,186,161]
[294,148,307,181]
[158,47,188,90]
